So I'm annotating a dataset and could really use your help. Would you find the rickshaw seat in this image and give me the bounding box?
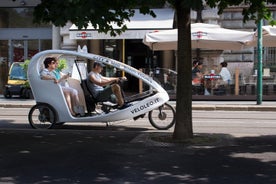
[80,79,118,114]
[80,79,97,113]
[67,78,86,110]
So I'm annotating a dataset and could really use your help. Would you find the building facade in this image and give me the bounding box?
[0,1,276,99]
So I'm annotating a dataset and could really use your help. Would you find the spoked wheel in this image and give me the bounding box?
[28,103,57,129]
[148,103,176,130]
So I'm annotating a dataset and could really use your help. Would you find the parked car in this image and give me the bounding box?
[4,62,32,99]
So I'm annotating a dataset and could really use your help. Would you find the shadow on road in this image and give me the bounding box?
[0,119,151,131]
[0,129,275,183]
[0,119,29,129]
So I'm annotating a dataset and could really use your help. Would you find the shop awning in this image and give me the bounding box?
[69,8,174,40]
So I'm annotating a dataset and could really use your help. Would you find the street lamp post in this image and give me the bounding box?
[257,19,263,105]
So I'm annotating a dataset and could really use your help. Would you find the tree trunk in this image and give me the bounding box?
[172,6,193,140]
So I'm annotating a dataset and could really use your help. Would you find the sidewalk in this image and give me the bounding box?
[1,95,276,111]
[0,96,35,108]
[192,100,276,111]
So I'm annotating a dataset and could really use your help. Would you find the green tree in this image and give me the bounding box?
[33,0,275,140]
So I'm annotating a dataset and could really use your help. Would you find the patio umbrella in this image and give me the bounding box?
[246,25,276,47]
[143,23,255,51]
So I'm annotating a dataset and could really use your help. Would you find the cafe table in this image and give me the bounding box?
[204,74,221,95]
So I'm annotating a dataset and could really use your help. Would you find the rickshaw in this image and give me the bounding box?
[27,50,175,130]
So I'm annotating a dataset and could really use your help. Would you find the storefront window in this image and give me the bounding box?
[0,7,52,94]
[0,8,52,62]
[10,40,51,62]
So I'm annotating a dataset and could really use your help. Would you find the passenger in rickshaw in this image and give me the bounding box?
[40,57,83,116]
[87,61,130,109]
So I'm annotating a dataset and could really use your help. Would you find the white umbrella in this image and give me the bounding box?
[143,23,255,51]
[246,25,276,47]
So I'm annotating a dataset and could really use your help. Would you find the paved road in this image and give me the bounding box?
[1,95,276,111]
[0,108,276,184]
[1,108,276,137]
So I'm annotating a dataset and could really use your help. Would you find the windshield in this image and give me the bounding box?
[9,63,27,80]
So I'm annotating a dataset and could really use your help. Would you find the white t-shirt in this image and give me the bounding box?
[219,67,231,82]
[40,68,55,79]
[87,71,104,97]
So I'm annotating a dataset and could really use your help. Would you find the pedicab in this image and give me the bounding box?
[27,50,175,130]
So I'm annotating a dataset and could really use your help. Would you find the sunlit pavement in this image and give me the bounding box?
[1,94,276,111]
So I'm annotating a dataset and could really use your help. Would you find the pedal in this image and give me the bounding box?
[133,114,145,120]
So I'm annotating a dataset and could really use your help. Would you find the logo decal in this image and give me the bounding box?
[76,32,92,39]
[192,31,207,39]
[131,98,160,114]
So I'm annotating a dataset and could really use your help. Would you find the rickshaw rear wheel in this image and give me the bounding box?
[148,103,176,130]
[28,103,57,129]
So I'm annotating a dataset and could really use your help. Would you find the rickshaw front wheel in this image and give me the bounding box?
[28,103,57,129]
[148,103,176,130]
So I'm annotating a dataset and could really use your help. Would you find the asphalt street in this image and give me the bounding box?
[0,128,275,184]
[0,106,275,184]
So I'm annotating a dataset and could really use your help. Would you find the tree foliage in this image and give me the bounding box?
[206,0,276,24]
[33,0,166,36]
[33,0,276,38]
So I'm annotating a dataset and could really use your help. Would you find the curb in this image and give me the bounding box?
[0,104,34,108]
[1,103,276,111]
[193,105,276,111]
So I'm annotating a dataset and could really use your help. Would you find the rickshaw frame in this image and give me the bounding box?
[27,50,175,129]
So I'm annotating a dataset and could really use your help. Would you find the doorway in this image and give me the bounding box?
[125,40,151,92]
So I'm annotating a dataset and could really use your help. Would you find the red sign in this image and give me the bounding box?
[192,31,207,39]
[81,32,87,39]
[76,32,92,39]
